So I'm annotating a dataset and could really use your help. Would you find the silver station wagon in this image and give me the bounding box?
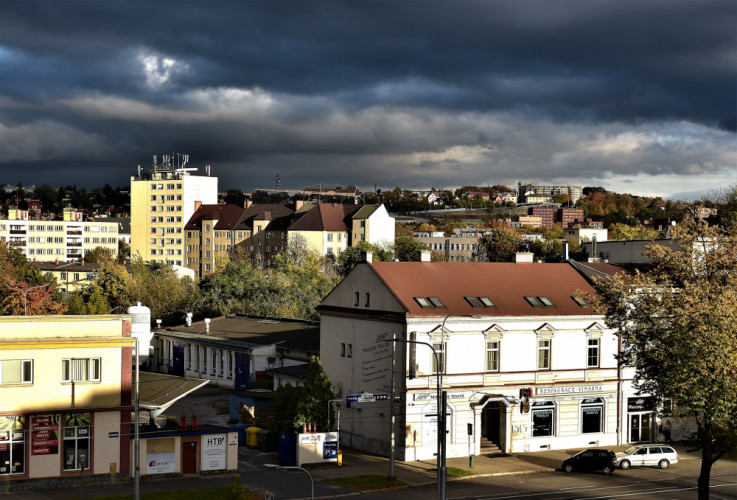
[616,444,679,469]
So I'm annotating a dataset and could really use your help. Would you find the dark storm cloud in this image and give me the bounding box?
[0,0,734,195]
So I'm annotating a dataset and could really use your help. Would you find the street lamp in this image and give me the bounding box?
[6,282,53,315]
[264,464,314,500]
[391,336,446,500]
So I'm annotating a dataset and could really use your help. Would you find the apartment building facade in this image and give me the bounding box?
[0,208,118,263]
[130,155,217,266]
[319,260,642,460]
[0,315,134,487]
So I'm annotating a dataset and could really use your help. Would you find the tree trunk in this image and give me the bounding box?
[697,426,713,500]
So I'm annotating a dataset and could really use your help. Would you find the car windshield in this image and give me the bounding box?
[623,446,638,455]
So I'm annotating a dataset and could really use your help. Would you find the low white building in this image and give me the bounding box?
[563,228,608,244]
[319,259,645,460]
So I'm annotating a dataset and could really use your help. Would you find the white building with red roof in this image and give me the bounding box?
[319,258,643,460]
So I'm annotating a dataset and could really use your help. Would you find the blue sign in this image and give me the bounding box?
[323,441,338,459]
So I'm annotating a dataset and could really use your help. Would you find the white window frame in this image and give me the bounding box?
[0,359,33,385]
[61,358,101,383]
[485,341,499,371]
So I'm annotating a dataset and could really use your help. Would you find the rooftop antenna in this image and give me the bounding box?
[206,164,211,176]
[275,172,281,190]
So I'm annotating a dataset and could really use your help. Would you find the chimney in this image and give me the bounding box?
[204,318,211,333]
[420,250,432,262]
[514,252,534,263]
[244,200,252,209]
[295,200,304,211]
[362,251,373,263]
[194,201,202,212]
[562,241,569,262]
[186,312,193,328]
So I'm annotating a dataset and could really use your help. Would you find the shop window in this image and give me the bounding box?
[532,402,555,437]
[0,416,25,475]
[581,398,604,433]
[63,413,90,470]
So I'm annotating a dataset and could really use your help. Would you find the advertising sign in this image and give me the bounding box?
[146,453,175,474]
[201,433,227,471]
[323,441,338,459]
[31,414,59,455]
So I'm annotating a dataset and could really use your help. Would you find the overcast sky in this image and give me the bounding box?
[0,1,734,200]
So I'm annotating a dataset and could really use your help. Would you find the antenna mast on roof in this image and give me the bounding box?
[275,173,281,190]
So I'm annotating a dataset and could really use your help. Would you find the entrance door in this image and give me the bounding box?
[172,344,184,376]
[629,414,652,442]
[482,404,501,445]
[182,441,197,474]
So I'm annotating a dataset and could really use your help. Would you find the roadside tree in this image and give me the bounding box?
[590,217,737,500]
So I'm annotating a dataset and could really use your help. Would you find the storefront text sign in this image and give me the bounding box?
[31,415,59,455]
[536,385,603,395]
[201,433,227,471]
[146,453,175,474]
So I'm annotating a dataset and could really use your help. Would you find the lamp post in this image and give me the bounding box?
[391,336,446,500]
[264,464,314,499]
[6,282,53,315]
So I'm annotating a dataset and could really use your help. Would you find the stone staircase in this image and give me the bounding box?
[479,437,502,455]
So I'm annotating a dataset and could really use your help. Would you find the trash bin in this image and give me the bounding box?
[257,429,278,451]
[245,426,262,448]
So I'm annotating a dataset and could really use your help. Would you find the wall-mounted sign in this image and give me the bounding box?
[536,385,603,395]
[628,396,655,412]
[31,415,59,455]
[202,433,227,471]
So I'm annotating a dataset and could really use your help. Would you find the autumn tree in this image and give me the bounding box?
[337,241,393,277]
[591,217,737,499]
[608,223,660,241]
[393,235,430,261]
[0,241,66,315]
[477,221,523,262]
[127,259,200,325]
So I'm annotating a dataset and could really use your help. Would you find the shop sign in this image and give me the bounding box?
[628,397,655,412]
[31,414,59,455]
[536,385,603,395]
[201,433,227,471]
[146,453,175,474]
[413,392,466,401]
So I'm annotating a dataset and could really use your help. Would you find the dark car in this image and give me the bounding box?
[562,449,617,474]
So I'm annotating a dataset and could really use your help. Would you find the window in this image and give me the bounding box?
[486,341,499,371]
[347,344,352,358]
[0,360,33,384]
[537,339,550,369]
[428,297,445,308]
[63,412,90,470]
[62,358,101,382]
[0,417,25,475]
[532,402,555,437]
[414,297,433,308]
[572,296,588,307]
[364,293,370,307]
[354,292,360,307]
[465,296,482,307]
[581,398,604,433]
[211,350,217,375]
[479,297,495,307]
[587,338,600,367]
[538,296,555,307]
[432,342,446,373]
[327,233,333,242]
[341,343,346,357]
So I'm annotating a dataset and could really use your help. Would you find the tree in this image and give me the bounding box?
[477,221,523,262]
[337,241,393,276]
[273,383,305,433]
[590,217,737,499]
[608,223,660,241]
[126,258,200,325]
[393,235,430,262]
[293,356,336,432]
[2,277,67,315]
[84,246,115,263]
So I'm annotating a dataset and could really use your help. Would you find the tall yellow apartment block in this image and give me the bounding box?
[130,154,218,266]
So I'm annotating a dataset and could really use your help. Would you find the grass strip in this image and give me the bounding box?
[323,474,407,491]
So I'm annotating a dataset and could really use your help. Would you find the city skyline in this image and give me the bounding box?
[0,1,734,201]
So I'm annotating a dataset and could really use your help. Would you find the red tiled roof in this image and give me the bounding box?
[368,262,598,317]
[288,204,362,232]
[236,204,295,230]
[184,204,245,230]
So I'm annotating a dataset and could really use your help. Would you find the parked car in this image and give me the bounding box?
[616,444,679,469]
[562,449,617,474]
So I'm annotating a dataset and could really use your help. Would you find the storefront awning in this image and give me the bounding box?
[135,372,210,418]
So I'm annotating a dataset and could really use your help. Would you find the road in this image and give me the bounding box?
[361,456,737,500]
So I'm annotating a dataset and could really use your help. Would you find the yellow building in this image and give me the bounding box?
[0,315,134,485]
[0,208,118,263]
[130,155,217,266]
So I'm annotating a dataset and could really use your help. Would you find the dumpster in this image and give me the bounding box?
[257,429,278,451]
[234,423,248,444]
[245,426,262,448]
